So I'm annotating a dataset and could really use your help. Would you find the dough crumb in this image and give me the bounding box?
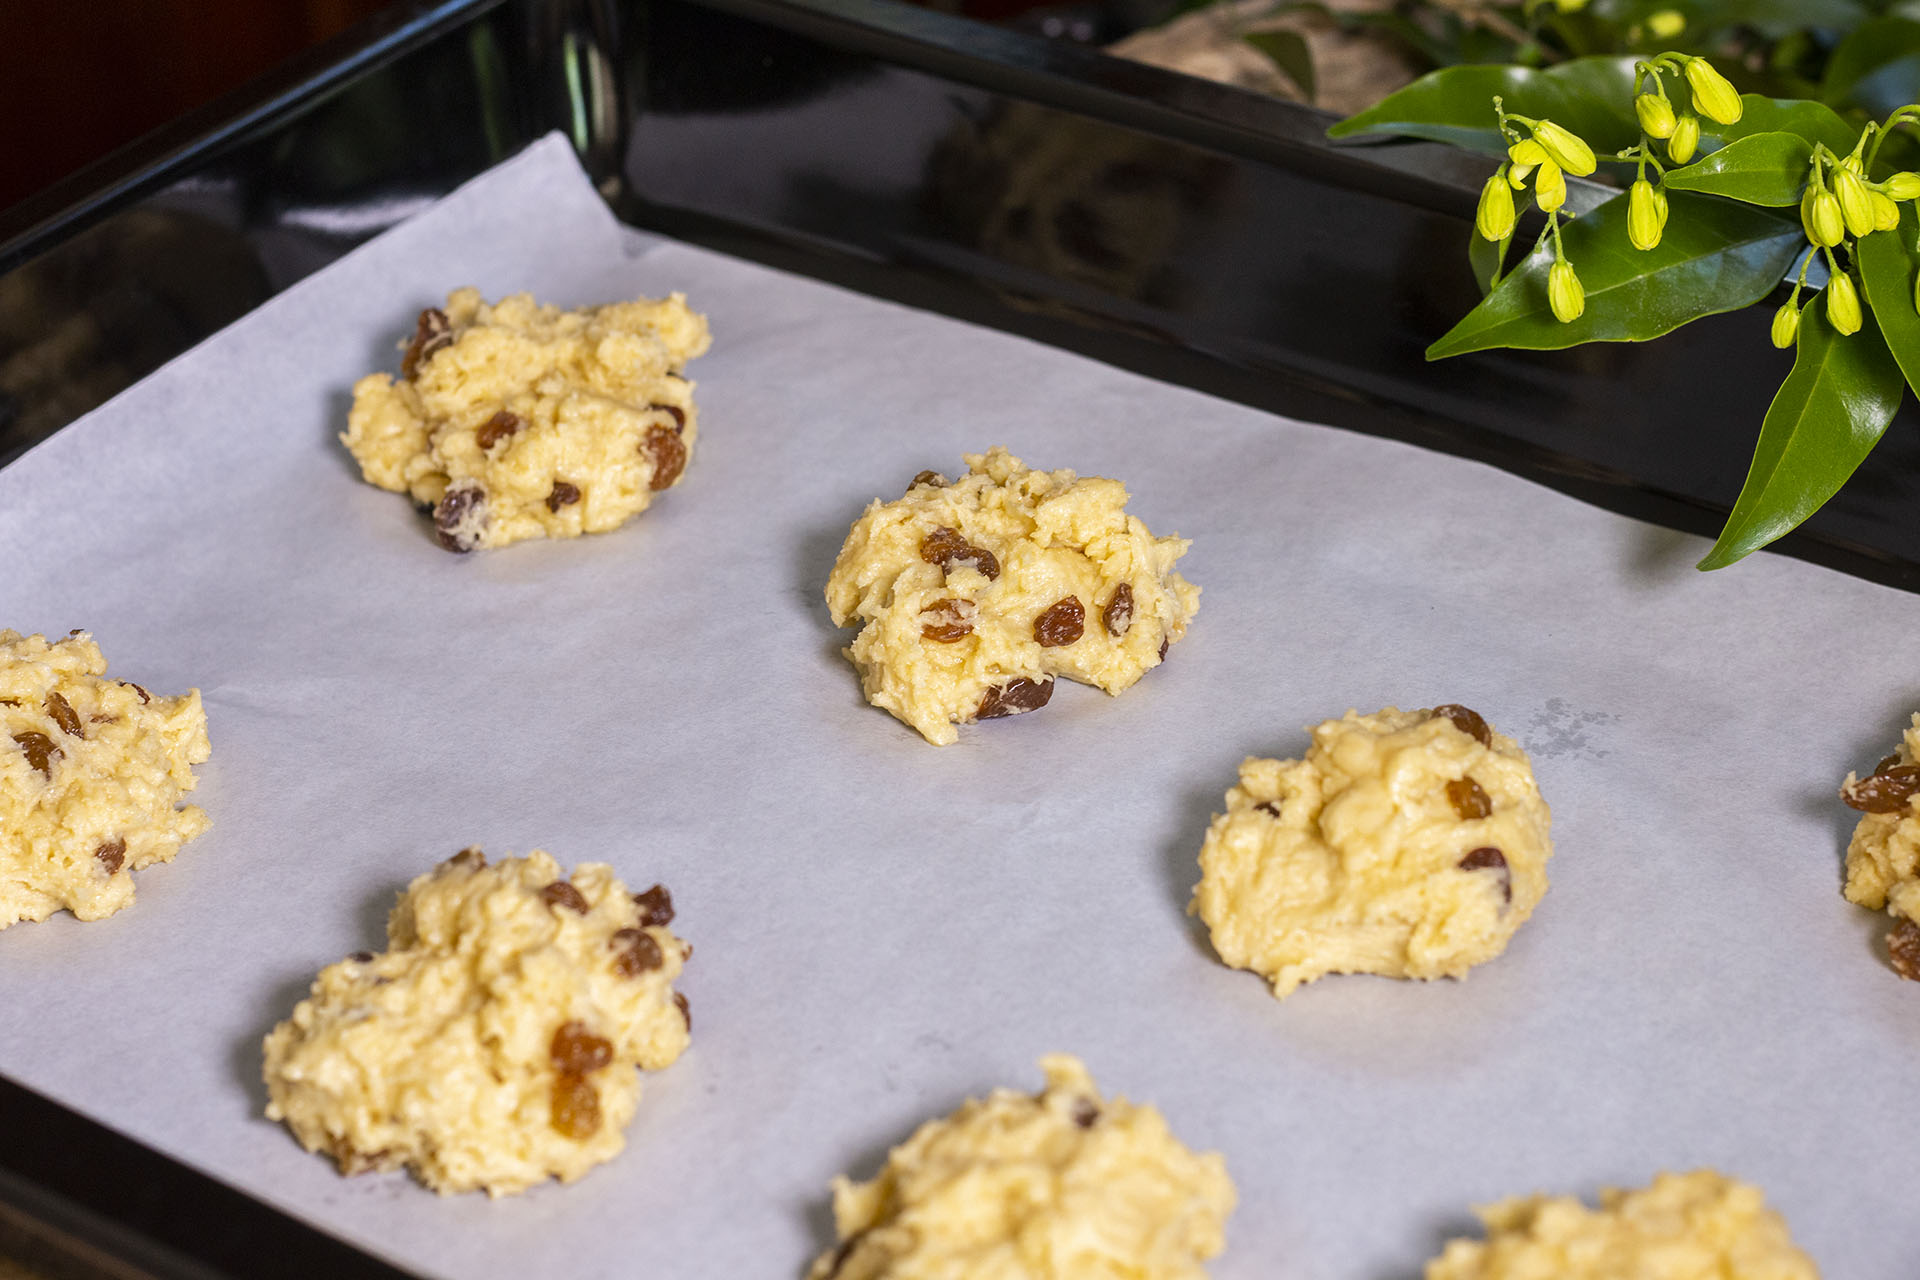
[1192,705,1552,998]
[340,288,710,551]
[262,848,691,1196]
[808,1055,1234,1279]
[1839,713,1920,980]
[824,449,1198,745]
[1426,1169,1819,1280]
[1,630,209,929]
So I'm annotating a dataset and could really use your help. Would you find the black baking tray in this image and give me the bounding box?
[1,0,1914,1275]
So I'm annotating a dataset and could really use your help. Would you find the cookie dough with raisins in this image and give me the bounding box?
[262,849,691,1196]
[824,448,1198,745]
[1,630,209,929]
[340,288,710,552]
[1426,1170,1818,1280]
[1192,705,1552,999]
[808,1055,1233,1280]
[1839,712,1920,980]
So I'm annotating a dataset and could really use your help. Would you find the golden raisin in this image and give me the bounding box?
[1034,596,1085,647]
[977,677,1053,720]
[401,307,452,379]
[547,481,581,512]
[612,928,663,976]
[550,1074,602,1140]
[920,527,1000,581]
[1432,704,1492,748]
[921,598,974,643]
[674,991,692,1030]
[13,732,59,779]
[45,692,83,738]
[1458,847,1511,903]
[1102,583,1134,637]
[909,470,946,491]
[95,839,125,874]
[634,884,674,926]
[1889,918,1920,982]
[550,1021,614,1074]
[1874,754,1903,776]
[475,410,521,450]
[643,425,687,489]
[1447,777,1492,820]
[542,881,590,915]
[1843,766,1920,813]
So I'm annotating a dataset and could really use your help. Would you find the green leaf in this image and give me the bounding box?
[1857,204,1920,401]
[1469,226,1512,295]
[1687,0,1867,38]
[1822,17,1920,114]
[1662,131,1813,206]
[1427,192,1803,356]
[1701,96,1858,155]
[1696,302,1907,569]
[1328,57,1641,158]
[1244,31,1315,102]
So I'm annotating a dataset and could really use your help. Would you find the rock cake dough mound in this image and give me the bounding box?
[808,1055,1234,1280]
[824,449,1199,745]
[1840,713,1920,980]
[341,288,711,552]
[262,848,691,1196]
[1192,704,1551,999]
[1,630,209,929]
[1426,1169,1819,1280]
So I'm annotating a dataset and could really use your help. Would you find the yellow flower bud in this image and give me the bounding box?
[1835,166,1877,238]
[1509,140,1548,168]
[1684,58,1743,126]
[1534,159,1567,213]
[1531,121,1597,177]
[1804,188,1845,248]
[1826,271,1862,335]
[1648,9,1685,38]
[1477,170,1518,242]
[1548,259,1585,323]
[1770,302,1800,349]
[1635,93,1677,139]
[1628,179,1669,251]
[1668,114,1700,165]
[1872,190,1902,231]
[1884,171,1920,200]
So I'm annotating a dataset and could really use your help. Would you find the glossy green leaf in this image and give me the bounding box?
[1692,0,1867,37]
[1244,31,1315,102]
[1857,205,1920,400]
[1427,192,1802,356]
[1697,302,1906,569]
[1469,225,1511,295]
[1663,131,1812,205]
[1822,17,1920,114]
[1701,96,1858,155]
[1328,57,1641,158]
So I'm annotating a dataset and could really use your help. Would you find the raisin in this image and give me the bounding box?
[95,839,125,874]
[547,481,581,512]
[1843,766,1920,813]
[550,1074,602,1140]
[909,470,947,491]
[475,410,521,451]
[976,677,1053,720]
[13,732,59,779]
[1255,801,1282,818]
[634,884,675,926]
[45,692,83,738]
[1447,777,1492,820]
[542,881,590,915]
[649,403,687,432]
[1070,1098,1100,1128]
[400,307,452,379]
[674,991,692,1030]
[122,682,150,704]
[921,598,975,643]
[1034,596,1085,647]
[1458,847,1511,903]
[1158,636,1169,662]
[1102,583,1134,637]
[348,950,375,964]
[823,1233,867,1278]
[433,483,486,553]
[612,928,664,976]
[1431,704,1492,748]
[550,1021,614,1074]
[1889,918,1920,982]
[446,846,485,871]
[920,527,1000,581]
[643,425,687,489]
[1874,754,1903,776]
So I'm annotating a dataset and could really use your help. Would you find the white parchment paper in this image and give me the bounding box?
[2,135,1915,1278]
